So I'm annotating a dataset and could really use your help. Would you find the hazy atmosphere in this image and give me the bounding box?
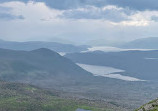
[1,0,158,111]
[1,0,158,45]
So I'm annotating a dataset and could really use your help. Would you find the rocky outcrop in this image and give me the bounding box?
[136,99,158,111]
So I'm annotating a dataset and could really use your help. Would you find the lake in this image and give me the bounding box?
[77,63,145,81]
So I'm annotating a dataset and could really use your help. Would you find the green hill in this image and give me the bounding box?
[0,81,118,111]
[136,99,158,111]
[0,48,94,87]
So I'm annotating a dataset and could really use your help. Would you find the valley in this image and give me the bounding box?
[0,48,157,110]
[1,0,158,110]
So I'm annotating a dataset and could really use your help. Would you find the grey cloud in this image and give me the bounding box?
[1,0,158,11]
[37,0,158,11]
[0,6,12,12]
[26,0,158,11]
[0,13,24,20]
[0,6,24,20]
[151,16,158,22]
[0,0,157,22]
[106,0,158,11]
[0,0,28,2]
[60,6,131,22]
[0,0,81,10]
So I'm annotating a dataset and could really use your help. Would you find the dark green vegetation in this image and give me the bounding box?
[0,39,89,53]
[136,99,158,111]
[65,50,158,80]
[0,80,121,111]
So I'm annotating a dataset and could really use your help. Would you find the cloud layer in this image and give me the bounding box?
[0,1,158,45]
[1,0,158,11]
[0,6,24,20]
[60,6,131,22]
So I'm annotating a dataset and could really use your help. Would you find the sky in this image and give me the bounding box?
[0,0,158,45]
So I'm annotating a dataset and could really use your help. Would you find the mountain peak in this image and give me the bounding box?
[31,48,60,56]
[32,48,53,52]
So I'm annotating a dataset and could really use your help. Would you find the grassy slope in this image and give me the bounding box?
[136,99,158,111]
[0,81,120,111]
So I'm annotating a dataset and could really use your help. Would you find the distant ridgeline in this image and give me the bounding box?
[119,37,158,49]
[65,50,158,80]
[0,39,89,53]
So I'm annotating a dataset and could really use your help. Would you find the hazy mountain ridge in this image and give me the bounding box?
[119,37,158,49]
[65,50,158,80]
[1,48,158,110]
[0,48,94,87]
[0,39,89,53]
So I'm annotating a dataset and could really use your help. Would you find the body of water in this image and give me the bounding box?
[82,46,155,52]
[77,63,145,82]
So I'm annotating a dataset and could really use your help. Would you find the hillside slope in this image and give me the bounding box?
[136,98,158,111]
[0,81,118,111]
[0,48,93,88]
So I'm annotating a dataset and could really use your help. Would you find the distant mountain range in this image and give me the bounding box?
[65,50,158,80]
[119,37,158,49]
[0,39,89,53]
[1,48,158,110]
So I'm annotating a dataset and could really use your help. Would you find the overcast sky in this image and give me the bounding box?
[0,0,158,45]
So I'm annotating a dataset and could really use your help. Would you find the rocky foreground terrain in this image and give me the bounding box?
[136,99,158,111]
